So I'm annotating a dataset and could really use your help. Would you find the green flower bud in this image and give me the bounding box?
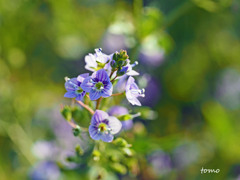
[113,138,129,147]
[61,106,72,121]
[111,163,127,175]
[72,125,81,136]
[75,145,84,156]
[92,150,101,161]
[122,147,133,157]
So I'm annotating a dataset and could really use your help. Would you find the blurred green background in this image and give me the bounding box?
[1,0,240,179]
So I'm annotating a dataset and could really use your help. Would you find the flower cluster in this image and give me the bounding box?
[63,48,145,142]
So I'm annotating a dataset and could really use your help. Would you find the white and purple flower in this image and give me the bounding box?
[125,76,145,106]
[81,69,113,100]
[64,73,89,101]
[89,110,122,142]
[85,48,112,72]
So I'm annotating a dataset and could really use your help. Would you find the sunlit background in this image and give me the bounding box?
[0,0,240,179]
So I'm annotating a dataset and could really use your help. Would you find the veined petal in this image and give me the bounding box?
[96,69,110,82]
[89,125,101,140]
[108,116,122,134]
[77,73,89,83]
[81,77,94,92]
[91,110,109,124]
[101,133,114,142]
[102,84,113,97]
[64,91,76,98]
[65,78,78,91]
[89,90,102,100]
[75,92,86,101]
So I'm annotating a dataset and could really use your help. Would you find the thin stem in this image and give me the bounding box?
[110,68,117,79]
[76,100,95,115]
[68,121,77,128]
[67,121,88,131]
[96,97,102,109]
[111,92,124,97]
[111,75,118,83]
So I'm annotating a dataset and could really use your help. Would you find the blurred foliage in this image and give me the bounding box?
[0,0,240,179]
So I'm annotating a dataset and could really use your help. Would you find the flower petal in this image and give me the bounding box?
[77,73,89,83]
[101,133,114,142]
[108,106,128,116]
[102,83,113,97]
[64,91,76,98]
[127,70,139,76]
[75,92,86,101]
[65,78,78,91]
[108,116,122,134]
[89,90,102,100]
[126,91,142,106]
[96,69,110,82]
[85,54,97,71]
[81,77,94,92]
[91,110,109,124]
[89,124,101,140]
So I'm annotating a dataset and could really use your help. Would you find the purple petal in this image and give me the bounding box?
[89,90,102,100]
[65,78,78,91]
[108,116,122,134]
[81,77,94,92]
[102,83,113,97]
[96,69,110,82]
[122,120,133,130]
[77,73,89,83]
[75,92,86,101]
[91,110,109,124]
[64,91,76,98]
[89,124,101,140]
[101,133,114,142]
[126,91,141,106]
[108,106,128,116]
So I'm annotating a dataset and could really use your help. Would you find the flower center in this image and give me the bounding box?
[95,82,104,90]
[98,123,108,132]
[76,87,83,94]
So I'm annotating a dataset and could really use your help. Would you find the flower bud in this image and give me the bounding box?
[117,66,128,76]
[61,106,72,121]
[92,150,101,161]
[113,52,119,61]
[72,125,81,136]
[75,145,84,156]
[113,137,129,147]
[110,60,117,69]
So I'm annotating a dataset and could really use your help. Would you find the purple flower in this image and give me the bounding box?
[125,76,145,106]
[64,73,89,101]
[81,69,113,100]
[108,106,133,130]
[85,48,112,72]
[148,150,172,176]
[89,110,122,142]
[30,161,60,180]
